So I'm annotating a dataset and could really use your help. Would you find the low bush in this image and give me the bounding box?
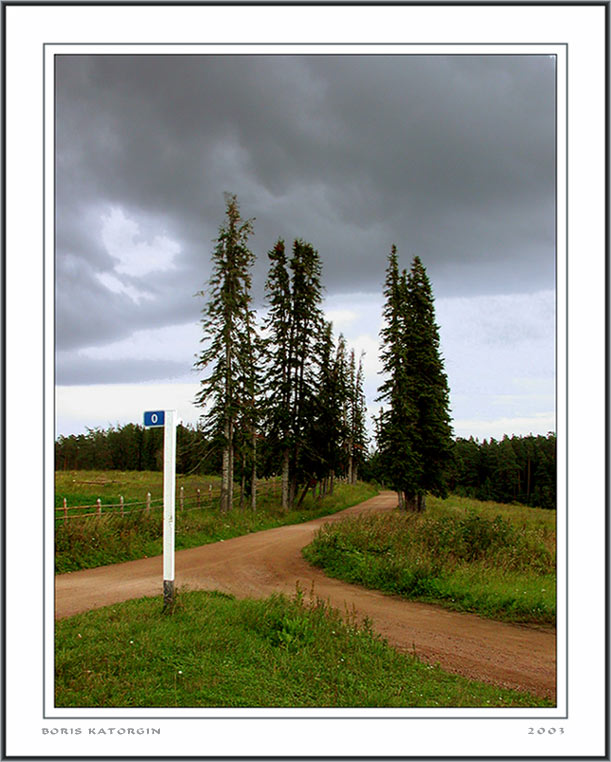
[303,496,556,624]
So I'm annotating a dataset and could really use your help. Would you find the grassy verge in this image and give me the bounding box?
[55,589,551,708]
[302,495,556,625]
[55,474,378,573]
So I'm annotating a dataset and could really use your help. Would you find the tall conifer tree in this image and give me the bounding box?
[263,238,325,508]
[194,193,256,512]
[403,256,453,509]
[349,351,368,483]
[287,239,325,506]
[377,246,419,508]
[377,248,452,510]
[262,239,293,509]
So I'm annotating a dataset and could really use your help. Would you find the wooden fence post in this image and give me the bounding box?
[146,492,151,513]
[180,486,184,512]
[63,497,67,524]
[120,495,124,516]
[197,488,201,509]
[97,498,102,517]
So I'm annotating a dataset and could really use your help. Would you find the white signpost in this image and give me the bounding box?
[144,409,177,608]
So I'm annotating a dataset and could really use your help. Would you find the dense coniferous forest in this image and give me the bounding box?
[361,432,557,510]
[448,433,557,511]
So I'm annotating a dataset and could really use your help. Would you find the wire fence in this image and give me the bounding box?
[55,482,283,524]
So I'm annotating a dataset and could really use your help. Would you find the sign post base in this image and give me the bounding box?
[163,580,175,610]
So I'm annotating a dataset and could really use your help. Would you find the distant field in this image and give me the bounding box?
[55,470,224,515]
[55,589,552,708]
[303,494,556,625]
[55,470,378,573]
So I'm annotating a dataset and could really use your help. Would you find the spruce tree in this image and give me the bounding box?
[377,246,420,509]
[287,239,325,507]
[346,348,357,484]
[194,193,256,512]
[377,248,452,510]
[234,296,261,510]
[314,326,350,495]
[402,255,453,509]
[262,239,293,509]
[349,351,369,483]
[262,237,325,509]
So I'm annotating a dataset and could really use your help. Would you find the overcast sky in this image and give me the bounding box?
[55,53,556,441]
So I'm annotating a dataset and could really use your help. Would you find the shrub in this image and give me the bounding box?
[303,498,556,624]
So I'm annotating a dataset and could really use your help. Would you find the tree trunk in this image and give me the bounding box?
[405,494,418,512]
[417,494,426,512]
[329,469,335,496]
[240,452,246,510]
[221,431,230,513]
[281,448,290,511]
[250,433,257,511]
[227,419,234,511]
[289,475,297,510]
[296,482,310,509]
[352,463,358,484]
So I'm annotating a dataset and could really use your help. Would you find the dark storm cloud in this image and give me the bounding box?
[56,53,555,355]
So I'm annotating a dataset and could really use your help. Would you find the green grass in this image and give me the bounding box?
[55,470,224,514]
[302,494,556,625]
[55,472,378,573]
[55,589,552,708]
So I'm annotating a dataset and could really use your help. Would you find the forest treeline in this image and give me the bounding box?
[55,425,556,510]
[55,423,209,476]
[448,433,556,511]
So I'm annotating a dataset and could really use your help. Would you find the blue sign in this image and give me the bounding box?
[144,410,165,427]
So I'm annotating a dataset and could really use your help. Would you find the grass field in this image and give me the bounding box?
[55,471,378,573]
[55,589,552,708]
[302,495,556,625]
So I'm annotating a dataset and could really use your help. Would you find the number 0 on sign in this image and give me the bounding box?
[144,410,165,427]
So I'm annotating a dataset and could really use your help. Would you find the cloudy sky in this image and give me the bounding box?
[55,53,556,441]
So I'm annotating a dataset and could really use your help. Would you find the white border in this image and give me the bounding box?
[4,4,606,759]
[42,40,569,724]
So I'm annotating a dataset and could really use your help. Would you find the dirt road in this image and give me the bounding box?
[55,491,556,699]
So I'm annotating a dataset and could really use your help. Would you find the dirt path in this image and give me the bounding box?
[55,491,556,700]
